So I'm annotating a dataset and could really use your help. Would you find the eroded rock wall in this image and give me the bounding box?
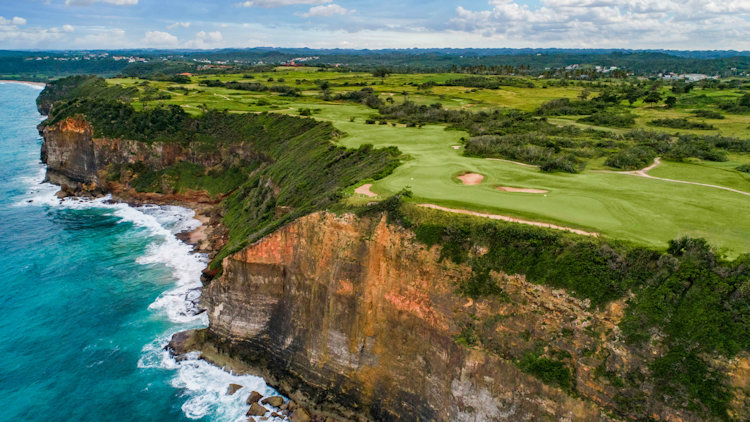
[205,212,616,421]
[40,115,262,191]
[41,116,99,187]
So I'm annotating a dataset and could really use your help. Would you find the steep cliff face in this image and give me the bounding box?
[204,213,616,420]
[40,115,261,193]
[41,116,99,188]
[204,211,750,421]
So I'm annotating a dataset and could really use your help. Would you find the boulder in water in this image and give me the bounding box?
[246,402,267,417]
[261,396,284,407]
[226,383,243,395]
[246,391,263,405]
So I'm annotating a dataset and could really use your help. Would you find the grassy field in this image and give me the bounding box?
[646,155,750,191]
[106,71,750,255]
[326,116,749,256]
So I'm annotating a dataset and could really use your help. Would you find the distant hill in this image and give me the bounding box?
[1,47,749,81]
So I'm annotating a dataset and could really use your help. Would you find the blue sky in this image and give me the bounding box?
[1,0,749,50]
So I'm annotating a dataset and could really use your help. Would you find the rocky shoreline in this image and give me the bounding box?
[166,329,315,422]
[49,182,322,421]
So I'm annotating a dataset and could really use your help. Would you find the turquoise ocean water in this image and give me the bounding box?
[0,83,277,421]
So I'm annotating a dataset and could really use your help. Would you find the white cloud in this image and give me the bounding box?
[0,16,27,26]
[300,3,353,17]
[143,30,179,46]
[65,0,138,6]
[240,0,331,8]
[184,30,224,48]
[167,22,191,29]
[448,0,750,48]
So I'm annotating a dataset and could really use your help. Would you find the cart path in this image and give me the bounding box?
[594,158,750,197]
[418,204,599,237]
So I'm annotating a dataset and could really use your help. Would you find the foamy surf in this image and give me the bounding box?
[174,355,284,421]
[19,165,283,421]
[0,81,45,90]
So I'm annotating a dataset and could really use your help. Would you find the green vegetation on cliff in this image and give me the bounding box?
[39,76,401,267]
[367,198,749,419]
[36,75,136,115]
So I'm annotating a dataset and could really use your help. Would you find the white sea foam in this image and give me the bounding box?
[18,165,285,421]
[0,81,45,90]
[138,332,285,421]
[174,355,284,421]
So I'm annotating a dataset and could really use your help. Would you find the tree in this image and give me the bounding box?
[623,86,643,105]
[578,88,590,101]
[665,96,677,108]
[372,67,391,78]
[644,90,662,104]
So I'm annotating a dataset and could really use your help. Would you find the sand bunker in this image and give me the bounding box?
[355,183,377,198]
[496,186,548,194]
[457,173,484,185]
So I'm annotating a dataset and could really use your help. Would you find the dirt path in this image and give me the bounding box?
[214,92,233,101]
[595,158,750,197]
[418,204,599,237]
[637,157,662,175]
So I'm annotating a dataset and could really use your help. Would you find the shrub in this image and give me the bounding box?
[464,134,582,173]
[580,111,636,128]
[519,353,574,392]
[691,109,725,119]
[605,147,656,170]
[537,98,603,116]
[649,118,716,130]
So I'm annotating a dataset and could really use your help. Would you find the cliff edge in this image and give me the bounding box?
[36,78,750,421]
[199,211,750,421]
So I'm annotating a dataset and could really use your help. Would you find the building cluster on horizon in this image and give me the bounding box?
[23,52,148,63]
[658,72,718,81]
[112,55,148,63]
[282,56,320,67]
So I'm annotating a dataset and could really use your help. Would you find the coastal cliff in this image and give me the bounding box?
[204,212,608,420]
[41,115,259,198]
[199,211,750,421]
[37,78,750,422]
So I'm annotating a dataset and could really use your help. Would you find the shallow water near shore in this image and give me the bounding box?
[0,83,277,420]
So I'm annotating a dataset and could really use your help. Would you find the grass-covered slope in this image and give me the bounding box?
[98,69,750,254]
[36,75,137,115]
[39,76,401,266]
